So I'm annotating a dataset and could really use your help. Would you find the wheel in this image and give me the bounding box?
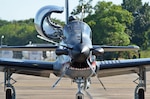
[138,89,145,99]
[77,96,83,99]
[6,89,12,99]
[76,92,84,99]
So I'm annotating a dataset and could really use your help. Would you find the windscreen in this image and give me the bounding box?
[63,20,92,39]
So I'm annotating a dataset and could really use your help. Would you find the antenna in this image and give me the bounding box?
[81,5,85,21]
[80,30,83,43]
[65,0,69,24]
[80,0,85,21]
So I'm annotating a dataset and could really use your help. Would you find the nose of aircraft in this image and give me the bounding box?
[71,44,90,62]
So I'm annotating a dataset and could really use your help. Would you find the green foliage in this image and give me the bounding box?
[0,18,64,45]
[122,0,142,13]
[140,47,150,58]
[85,1,133,46]
[71,0,93,17]
[0,20,9,26]
[122,0,150,49]
[0,19,37,45]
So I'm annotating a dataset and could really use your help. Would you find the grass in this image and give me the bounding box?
[140,47,150,58]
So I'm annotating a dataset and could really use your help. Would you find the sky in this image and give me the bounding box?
[0,0,149,21]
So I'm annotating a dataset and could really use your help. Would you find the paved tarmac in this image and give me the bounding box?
[0,72,150,99]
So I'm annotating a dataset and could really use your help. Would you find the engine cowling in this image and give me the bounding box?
[34,5,64,42]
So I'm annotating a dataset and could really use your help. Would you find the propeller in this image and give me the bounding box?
[87,59,106,90]
[51,72,65,89]
[51,64,69,89]
[85,90,93,99]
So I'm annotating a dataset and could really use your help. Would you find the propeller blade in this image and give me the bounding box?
[51,65,69,89]
[87,60,106,90]
[51,75,63,89]
[85,90,93,99]
[97,77,106,90]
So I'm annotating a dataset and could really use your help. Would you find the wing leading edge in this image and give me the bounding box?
[0,58,56,77]
[97,58,150,77]
[0,45,58,51]
[93,45,139,52]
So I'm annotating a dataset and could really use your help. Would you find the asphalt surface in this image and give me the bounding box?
[0,72,150,99]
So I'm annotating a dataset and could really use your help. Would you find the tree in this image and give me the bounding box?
[0,18,64,46]
[71,0,93,18]
[84,1,133,46]
[0,19,39,45]
[122,0,142,13]
[122,0,150,49]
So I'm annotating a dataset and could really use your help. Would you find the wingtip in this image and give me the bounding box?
[128,45,140,50]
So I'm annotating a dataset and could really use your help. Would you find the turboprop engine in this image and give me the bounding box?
[34,5,64,42]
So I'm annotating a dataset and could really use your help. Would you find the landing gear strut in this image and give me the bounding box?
[74,77,92,99]
[134,67,146,99]
[75,78,84,99]
[4,69,16,99]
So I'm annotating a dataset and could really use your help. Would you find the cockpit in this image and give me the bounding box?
[63,20,92,44]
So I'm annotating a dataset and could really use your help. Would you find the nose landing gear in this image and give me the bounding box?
[74,77,91,99]
[75,77,84,99]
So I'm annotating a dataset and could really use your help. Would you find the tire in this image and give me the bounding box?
[138,89,145,99]
[77,96,82,99]
[6,89,12,99]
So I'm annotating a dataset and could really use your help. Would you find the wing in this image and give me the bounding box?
[0,58,56,77]
[0,45,60,77]
[94,45,139,52]
[97,58,150,77]
[0,45,58,51]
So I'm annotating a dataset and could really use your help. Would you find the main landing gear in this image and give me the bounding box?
[134,67,146,99]
[4,69,16,99]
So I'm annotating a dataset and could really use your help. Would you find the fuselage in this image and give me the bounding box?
[56,20,96,79]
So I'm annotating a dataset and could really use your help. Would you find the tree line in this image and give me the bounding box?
[0,19,64,45]
[0,19,42,45]
[0,0,150,50]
